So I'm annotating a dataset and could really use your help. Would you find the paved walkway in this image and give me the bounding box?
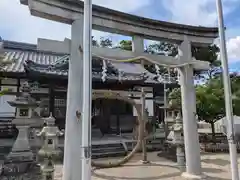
[54,152,233,180]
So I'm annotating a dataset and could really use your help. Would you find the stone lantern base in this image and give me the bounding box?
[3,151,34,175]
[3,125,34,175]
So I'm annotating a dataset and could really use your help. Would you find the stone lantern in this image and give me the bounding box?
[37,114,64,180]
[4,82,43,174]
[167,112,185,171]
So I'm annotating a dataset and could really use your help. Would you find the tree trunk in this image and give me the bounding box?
[210,122,216,143]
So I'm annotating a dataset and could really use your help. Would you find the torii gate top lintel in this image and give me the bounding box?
[20,0,218,45]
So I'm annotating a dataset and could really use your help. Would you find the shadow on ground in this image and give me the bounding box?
[205,176,231,180]
[202,167,225,173]
[123,163,177,168]
[157,151,177,162]
[202,159,230,166]
[92,163,181,180]
[92,171,181,180]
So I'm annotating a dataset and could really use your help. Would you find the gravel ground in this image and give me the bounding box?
[54,152,233,180]
[0,152,234,180]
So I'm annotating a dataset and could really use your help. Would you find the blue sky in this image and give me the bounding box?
[1,0,240,71]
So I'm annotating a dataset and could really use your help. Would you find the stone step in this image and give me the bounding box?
[125,138,165,151]
[92,147,125,153]
[92,150,127,159]
[92,143,124,149]
[91,142,126,158]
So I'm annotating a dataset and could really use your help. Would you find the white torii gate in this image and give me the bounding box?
[20,0,219,179]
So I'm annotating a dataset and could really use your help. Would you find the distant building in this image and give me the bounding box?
[0,38,178,135]
[215,116,240,136]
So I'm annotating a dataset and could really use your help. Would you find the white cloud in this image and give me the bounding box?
[161,0,240,62]
[162,0,216,26]
[0,0,70,43]
[90,0,151,12]
[162,0,238,27]
[227,36,240,61]
[0,0,151,43]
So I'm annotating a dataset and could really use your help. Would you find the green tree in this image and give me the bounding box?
[146,42,178,56]
[168,74,240,141]
[195,79,225,140]
[146,42,220,78]
[100,37,113,48]
[92,36,99,47]
[117,40,132,51]
[192,45,221,80]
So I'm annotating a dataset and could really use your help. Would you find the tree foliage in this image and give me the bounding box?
[100,37,113,48]
[146,42,178,56]
[168,74,240,140]
[117,40,132,51]
[193,45,221,80]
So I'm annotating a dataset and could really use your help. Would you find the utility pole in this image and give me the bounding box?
[216,1,239,180]
[81,0,92,179]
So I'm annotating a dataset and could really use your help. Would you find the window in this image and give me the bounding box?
[19,108,29,117]
[48,139,53,145]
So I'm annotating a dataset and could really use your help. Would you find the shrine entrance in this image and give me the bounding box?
[92,98,134,136]
[91,90,146,168]
[92,90,145,137]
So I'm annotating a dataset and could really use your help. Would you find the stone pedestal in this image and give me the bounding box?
[176,145,185,171]
[10,126,32,153]
[4,125,33,174]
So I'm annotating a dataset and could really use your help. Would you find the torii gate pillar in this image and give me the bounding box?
[179,36,203,179]
[62,18,83,180]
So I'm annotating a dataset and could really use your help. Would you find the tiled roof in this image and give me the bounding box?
[2,49,64,73]
[23,56,149,82]
[0,40,177,84]
[1,40,67,73]
[3,40,37,51]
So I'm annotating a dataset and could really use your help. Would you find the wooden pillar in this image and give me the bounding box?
[49,84,55,117]
[16,79,21,117]
[17,79,20,93]
[116,101,120,135]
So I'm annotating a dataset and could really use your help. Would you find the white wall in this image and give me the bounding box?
[133,92,154,116]
[37,38,70,54]
[0,84,17,118]
[0,95,16,117]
